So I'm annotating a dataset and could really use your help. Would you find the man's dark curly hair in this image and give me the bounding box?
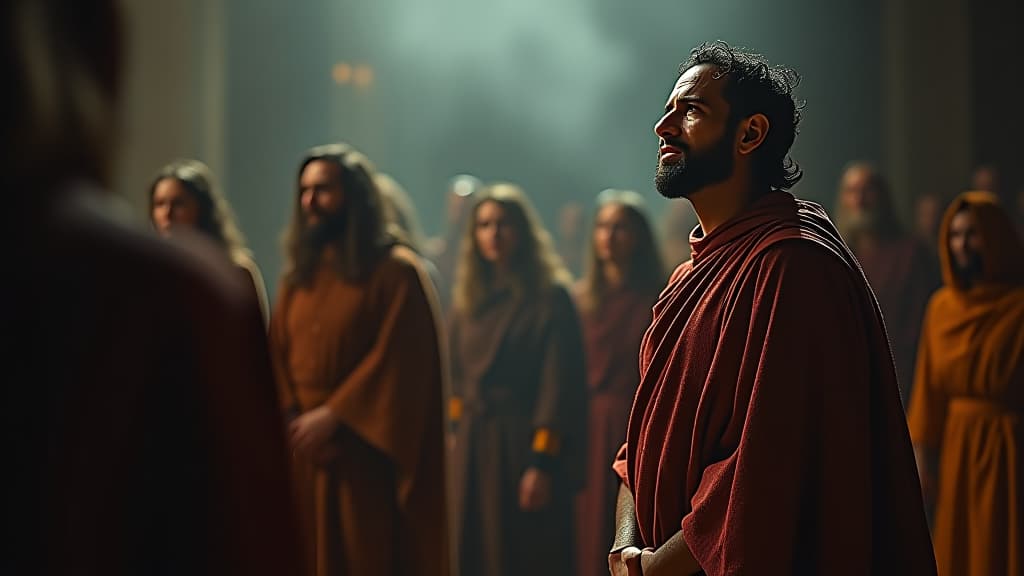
[681,41,804,191]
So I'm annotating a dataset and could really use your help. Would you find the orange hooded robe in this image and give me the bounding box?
[908,191,1024,576]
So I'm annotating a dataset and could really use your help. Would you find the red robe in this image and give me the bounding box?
[615,191,936,574]
[28,185,298,575]
[854,235,939,404]
[574,285,656,576]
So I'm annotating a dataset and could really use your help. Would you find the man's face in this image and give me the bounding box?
[836,166,884,241]
[838,166,880,220]
[299,160,345,229]
[654,64,736,199]
[948,209,983,282]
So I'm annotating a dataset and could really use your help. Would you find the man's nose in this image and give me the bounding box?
[654,111,680,140]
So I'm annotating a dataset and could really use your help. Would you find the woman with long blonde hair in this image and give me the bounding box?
[572,189,665,576]
[446,183,586,576]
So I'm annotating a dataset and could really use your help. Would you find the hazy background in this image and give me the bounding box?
[114,0,1018,300]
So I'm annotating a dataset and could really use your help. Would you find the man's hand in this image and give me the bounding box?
[289,405,338,456]
[518,467,552,511]
[608,546,645,576]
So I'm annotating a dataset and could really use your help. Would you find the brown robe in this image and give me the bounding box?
[573,284,655,576]
[29,184,298,575]
[448,283,586,576]
[270,245,448,576]
[614,192,936,575]
[908,191,1024,576]
[854,234,940,403]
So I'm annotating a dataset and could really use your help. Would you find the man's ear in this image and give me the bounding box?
[737,113,770,155]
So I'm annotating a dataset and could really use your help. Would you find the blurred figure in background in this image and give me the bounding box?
[969,163,1024,238]
[425,173,483,313]
[660,200,698,267]
[913,191,947,252]
[375,171,443,293]
[270,144,448,576]
[908,191,1023,576]
[447,183,586,576]
[149,158,270,323]
[835,161,940,403]
[8,0,298,573]
[970,163,1001,197]
[556,200,587,279]
[573,189,664,576]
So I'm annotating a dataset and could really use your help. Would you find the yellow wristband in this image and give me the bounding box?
[531,428,560,455]
[448,397,463,422]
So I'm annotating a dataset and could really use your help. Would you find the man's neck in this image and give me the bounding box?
[688,180,764,237]
[318,244,337,263]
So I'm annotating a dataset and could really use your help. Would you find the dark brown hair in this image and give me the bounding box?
[281,143,387,287]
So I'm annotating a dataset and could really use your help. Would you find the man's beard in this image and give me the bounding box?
[836,211,878,246]
[302,209,346,254]
[654,129,736,200]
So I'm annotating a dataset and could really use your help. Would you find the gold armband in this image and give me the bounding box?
[448,397,464,422]
[531,428,561,455]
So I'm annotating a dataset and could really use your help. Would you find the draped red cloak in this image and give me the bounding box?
[614,191,936,575]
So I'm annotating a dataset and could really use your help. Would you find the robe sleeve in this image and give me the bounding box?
[680,241,927,574]
[324,254,446,505]
[906,296,948,448]
[445,311,464,430]
[530,285,587,488]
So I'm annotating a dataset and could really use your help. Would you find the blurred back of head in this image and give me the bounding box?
[6,0,122,201]
[970,164,1000,195]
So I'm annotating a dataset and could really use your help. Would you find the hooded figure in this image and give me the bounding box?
[908,191,1024,576]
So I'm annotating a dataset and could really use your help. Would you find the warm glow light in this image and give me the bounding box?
[353,65,374,88]
[332,62,352,84]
